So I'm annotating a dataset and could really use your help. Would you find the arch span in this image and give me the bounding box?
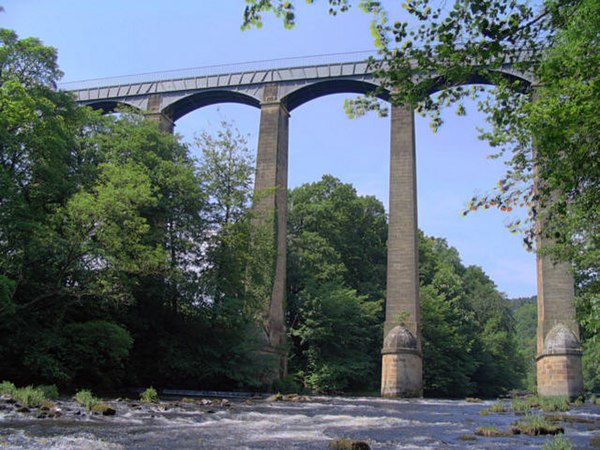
[164,90,261,122]
[84,100,142,114]
[283,79,389,112]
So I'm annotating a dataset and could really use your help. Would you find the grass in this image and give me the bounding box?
[490,400,509,413]
[512,415,564,436]
[140,387,159,403]
[0,381,17,397]
[539,396,570,412]
[542,434,573,450]
[0,381,48,408]
[74,389,100,411]
[511,398,531,413]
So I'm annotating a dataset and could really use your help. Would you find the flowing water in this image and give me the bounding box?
[0,396,599,449]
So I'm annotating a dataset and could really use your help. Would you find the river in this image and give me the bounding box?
[1,395,599,449]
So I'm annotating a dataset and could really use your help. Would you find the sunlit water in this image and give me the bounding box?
[1,396,599,449]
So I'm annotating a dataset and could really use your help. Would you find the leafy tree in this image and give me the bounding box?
[196,120,255,228]
[512,296,538,390]
[292,282,380,393]
[287,176,386,392]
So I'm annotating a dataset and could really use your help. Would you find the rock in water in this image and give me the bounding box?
[329,438,371,450]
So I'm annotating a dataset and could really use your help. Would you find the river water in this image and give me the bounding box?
[1,396,599,449]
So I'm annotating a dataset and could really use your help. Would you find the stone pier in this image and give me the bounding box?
[381,105,422,397]
[146,94,174,133]
[536,243,583,398]
[253,83,289,378]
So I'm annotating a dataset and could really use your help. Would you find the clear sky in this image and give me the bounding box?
[1,0,537,298]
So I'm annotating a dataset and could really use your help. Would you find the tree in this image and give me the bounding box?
[287,176,386,392]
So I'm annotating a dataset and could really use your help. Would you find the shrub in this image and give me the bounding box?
[489,400,508,413]
[0,380,17,397]
[74,389,99,410]
[13,386,46,407]
[140,387,159,403]
[61,321,133,389]
[38,384,59,400]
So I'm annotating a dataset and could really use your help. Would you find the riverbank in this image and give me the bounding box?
[0,394,599,449]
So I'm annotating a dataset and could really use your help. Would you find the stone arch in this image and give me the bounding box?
[84,100,142,114]
[282,79,389,112]
[426,67,533,95]
[163,90,261,122]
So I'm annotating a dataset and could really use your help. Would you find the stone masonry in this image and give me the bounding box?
[381,105,422,397]
[253,83,289,378]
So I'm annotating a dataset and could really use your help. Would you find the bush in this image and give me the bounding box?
[38,384,59,400]
[140,387,159,403]
[74,389,99,410]
[0,380,17,397]
[13,386,46,407]
[61,321,133,389]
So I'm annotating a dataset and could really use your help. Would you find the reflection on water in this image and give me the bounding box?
[0,396,599,449]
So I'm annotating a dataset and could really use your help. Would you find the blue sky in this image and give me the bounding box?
[2,0,536,298]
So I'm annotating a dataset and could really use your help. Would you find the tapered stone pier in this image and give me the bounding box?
[253,83,289,378]
[381,105,422,397]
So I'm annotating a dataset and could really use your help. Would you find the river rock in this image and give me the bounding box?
[329,438,371,450]
[91,403,116,416]
[266,393,283,402]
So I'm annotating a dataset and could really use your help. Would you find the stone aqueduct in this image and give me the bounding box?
[64,54,583,398]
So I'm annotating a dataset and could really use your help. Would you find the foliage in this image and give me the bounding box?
[539,396,570,412]
[38,384,59,400]
[13,386,47,408]
[292,282,380,392]
[512,296,538,390]
[287,176,386,393]
[60,321,133,389]
[195,120,254,228]
[0,382,48,407]
[0,381,16,396]
[0,28,274,392]
[513,414,564,436]
[140,387,159,403]
[74,389,99,411]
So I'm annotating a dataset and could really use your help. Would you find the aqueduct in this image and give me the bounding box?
[63,53,583,398]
